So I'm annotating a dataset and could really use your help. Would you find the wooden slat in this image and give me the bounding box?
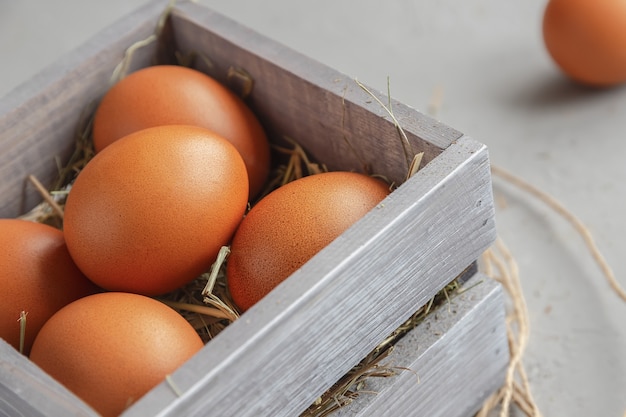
[0,0,166,218]
[334,272,508,417]
[169,2,463,187]
[0,2,502,416]
[122,136,496,417]
[0,339,98,417]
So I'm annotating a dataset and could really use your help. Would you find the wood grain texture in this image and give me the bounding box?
[122,136,497,417]
[0,2,502,416]
[0,339,98,417]
[334,273,508,417]
[169,2,463,187]
[0,0,165,219]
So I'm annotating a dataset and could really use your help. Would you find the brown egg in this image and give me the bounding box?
[0,219,98,355]
[92,65,270,198]
[543,0,626,86]
[227,171,390,311]
[64,125,249,296]
[29,292,204,417]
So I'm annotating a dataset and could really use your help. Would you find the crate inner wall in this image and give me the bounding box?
[0,2,500,417]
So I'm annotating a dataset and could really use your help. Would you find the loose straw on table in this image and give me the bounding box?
[478,164,626,417]
[425,89,534,417]
[491,165,626,303]
[426,87,626,416]
[477,238,541,417]
[18,25,626,417]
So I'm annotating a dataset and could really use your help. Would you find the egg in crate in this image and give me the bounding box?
[63,124,249,296]
[29,292,204,417]
[92,65,271,198]
[0,219,98,356]
[227,171,390,311]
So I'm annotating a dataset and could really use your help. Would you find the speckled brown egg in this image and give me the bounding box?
[29,292,204,417]
[226,171,390,311]
[63,125,249,296]
[92,65,270,198]
[543,0,626,86]
[0,219,98,355]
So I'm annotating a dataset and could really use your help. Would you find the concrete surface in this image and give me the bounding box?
[1,1,625,416]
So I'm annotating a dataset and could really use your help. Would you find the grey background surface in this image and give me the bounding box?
[1,1,625,416]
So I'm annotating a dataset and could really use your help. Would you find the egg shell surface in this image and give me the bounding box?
[29,292,204,417]
[227,171,390,311]
[543,0,626,86]
[0,219,98,355]
[92,64,270,198]
[63,125,249,296]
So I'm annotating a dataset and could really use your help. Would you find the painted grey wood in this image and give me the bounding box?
[0,273,502,417]
[122,135,497,417]
[0,2,502,416]
[169,1,464,187]
[0,0,461,222]
[0,0,165,219]
[0,339,99,417]
[334,272,508,417]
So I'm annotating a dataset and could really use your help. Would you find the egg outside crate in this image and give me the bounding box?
[0,1,507,416]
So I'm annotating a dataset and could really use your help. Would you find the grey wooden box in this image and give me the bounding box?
[0,1,507,416]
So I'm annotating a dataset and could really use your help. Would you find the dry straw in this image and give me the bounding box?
[478,165,626,417]
[477,238,541,417]
[301,278,463,417]
[17,13,441,414]
[427,87,626,416]
[491,165,626,303]
[17,2,626,416]
[17,311,27,355]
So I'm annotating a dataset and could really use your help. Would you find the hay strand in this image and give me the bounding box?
[109,34,158,84]
[199,246,239,323]
[227,66,255,99]
[27,175,64,220]
[301,277,462,417]
[480,164,626,417]
[491,165,626,303]
[425,83,623,415]
[478,238,541,417]
[428,85,444,117]
[109,0,177,84]
[165,374,183,397]
[17,311,27,355]
[340,86,369,173]
[355,78,414,171]
[405,152,424,181]
[201,246,231,297]
[158,299,232,321]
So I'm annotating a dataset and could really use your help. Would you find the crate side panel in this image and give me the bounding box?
[169,3,463,186]
[0,339,98,417]
[333,273,508,417]
[123,136,496,417]
[0,1,166,218]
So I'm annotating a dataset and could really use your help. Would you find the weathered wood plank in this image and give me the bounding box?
[334,272,508,417]
[0,2,502,416]
[169,2,463,187]
[0,339,98,417]
[0,0,166,218]
[0,273,502,417]
[122,136,496,417]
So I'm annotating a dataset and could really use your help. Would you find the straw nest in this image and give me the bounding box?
[20,61,449,416]
[20,77,455,417]
[25,3,626,417]
[16,4,464,413]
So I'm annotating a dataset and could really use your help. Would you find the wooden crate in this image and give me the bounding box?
[0,1,507,416]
